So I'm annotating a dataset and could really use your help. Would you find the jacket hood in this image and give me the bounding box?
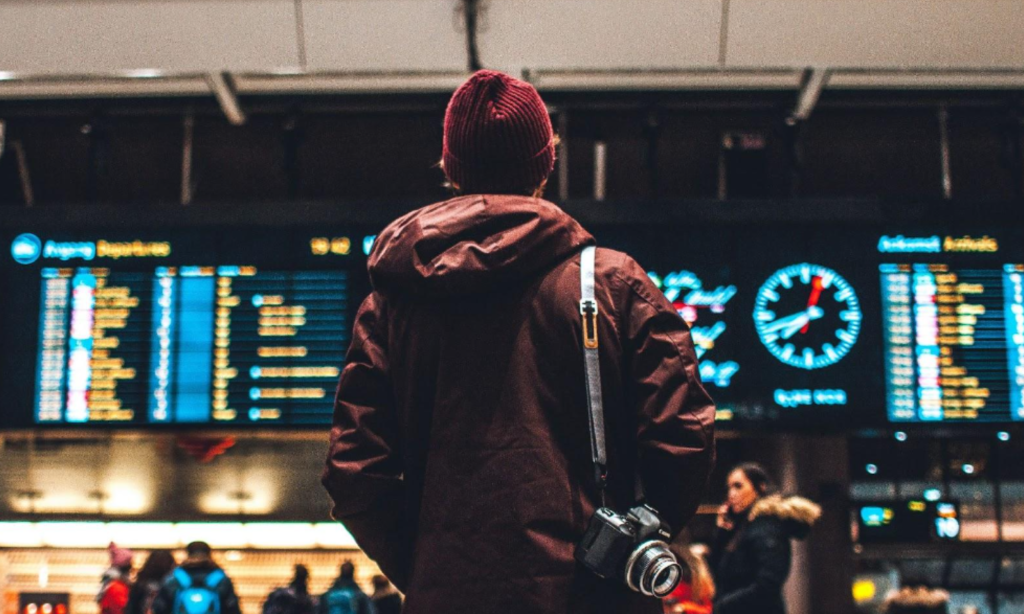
[884,587,950,613]
[749,495,822,540]
[368,194,594,297]
[181,554,219,570]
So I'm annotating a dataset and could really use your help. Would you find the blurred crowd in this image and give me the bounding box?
[96,542,401,614]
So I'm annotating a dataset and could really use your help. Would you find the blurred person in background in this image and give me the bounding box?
[709,463,821,614]
[126,550,176,614]
[264,565,317,614]
[99,543,134,614]
[322,68,715,614]
[883,587,950,614]
[663,544,714,614]
[369,576,401,614]
[151,541,241,614]
[319,562,375,614]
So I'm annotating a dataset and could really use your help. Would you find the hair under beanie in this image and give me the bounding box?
[442,70,556,194]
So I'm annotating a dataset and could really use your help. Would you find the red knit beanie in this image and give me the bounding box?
[442,70,556,194]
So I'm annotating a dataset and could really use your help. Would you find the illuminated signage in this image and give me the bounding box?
[877,234,999,254]
[878,235,942,254]
[11,235,171,263]
[11,233,42,264]
[651,270,739,389]
[774,388,848,408]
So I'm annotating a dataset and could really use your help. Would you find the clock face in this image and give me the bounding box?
[753,263,862,370]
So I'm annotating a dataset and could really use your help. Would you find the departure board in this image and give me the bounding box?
[34,266,348,425]
[1,229,367,428]
[3,216,1023,430]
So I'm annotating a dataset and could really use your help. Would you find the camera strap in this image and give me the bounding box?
[580,246,645,507]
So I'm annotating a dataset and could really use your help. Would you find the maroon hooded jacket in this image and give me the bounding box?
[322,195,715,614]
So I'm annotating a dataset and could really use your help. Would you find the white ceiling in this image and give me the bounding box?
[0,0,1022,97]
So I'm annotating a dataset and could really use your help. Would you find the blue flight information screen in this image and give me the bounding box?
[880,257,1024,422]
[3,230,367,427]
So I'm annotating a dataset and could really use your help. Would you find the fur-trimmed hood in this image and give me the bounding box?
[884,586,949,614]
[748,495,822,540]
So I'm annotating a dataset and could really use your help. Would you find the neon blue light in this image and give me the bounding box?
[924,489,941,502]
[362,235,377,256]
[860,506,887,526]
[877,235,942,253]
[773,388,848,408]
[700,361,739,387]
[935,517,960,539]
[1004,266,1024,421]
[11,233,42,264]
[42,240,96,261]
[753,263,862,370]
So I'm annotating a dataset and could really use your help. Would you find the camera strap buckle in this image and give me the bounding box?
[580,298,599,349]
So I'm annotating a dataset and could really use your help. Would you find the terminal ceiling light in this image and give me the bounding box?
[865,464,879,475]
[998,431,1011,442]
[962,463,976,475]
[894,431,908,442]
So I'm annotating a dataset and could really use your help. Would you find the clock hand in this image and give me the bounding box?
[800,276,824,334]
[762,310,811,334]
[781,306,824,340]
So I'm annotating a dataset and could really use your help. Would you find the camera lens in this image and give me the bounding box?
[624,540,683,598]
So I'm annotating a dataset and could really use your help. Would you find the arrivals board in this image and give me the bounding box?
[2,219,1022,429]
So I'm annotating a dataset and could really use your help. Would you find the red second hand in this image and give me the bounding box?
[800,276,824,334]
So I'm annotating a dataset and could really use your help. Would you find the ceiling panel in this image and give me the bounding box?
[726,0,1024,69]
[0,0,300,74]
[301,0,467,72]
[478,0,724,75]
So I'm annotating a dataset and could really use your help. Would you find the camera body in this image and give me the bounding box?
[575,504,682,597]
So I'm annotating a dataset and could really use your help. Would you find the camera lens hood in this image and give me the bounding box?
[624,539,682,597]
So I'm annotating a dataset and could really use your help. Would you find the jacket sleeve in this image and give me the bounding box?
[619,255,716,535]
[100,581,130,614]
[321,292,409,590]
[713,521,791,614]
[149,578,177,614]
[360,594,377,614]
[219,576,242,614]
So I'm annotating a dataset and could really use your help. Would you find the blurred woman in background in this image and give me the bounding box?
[126,550,176,614]
[709,463,821,614]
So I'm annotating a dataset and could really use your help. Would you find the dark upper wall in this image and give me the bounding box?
[0,91,1022,210]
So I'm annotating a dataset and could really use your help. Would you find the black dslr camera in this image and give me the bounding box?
[574,504,682,598]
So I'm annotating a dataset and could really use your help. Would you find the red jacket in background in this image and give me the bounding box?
[323,195,716,614]
[99,579,130,614]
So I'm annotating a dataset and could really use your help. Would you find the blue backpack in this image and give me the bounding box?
[173,568,225,614]
[320,586,358,614]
